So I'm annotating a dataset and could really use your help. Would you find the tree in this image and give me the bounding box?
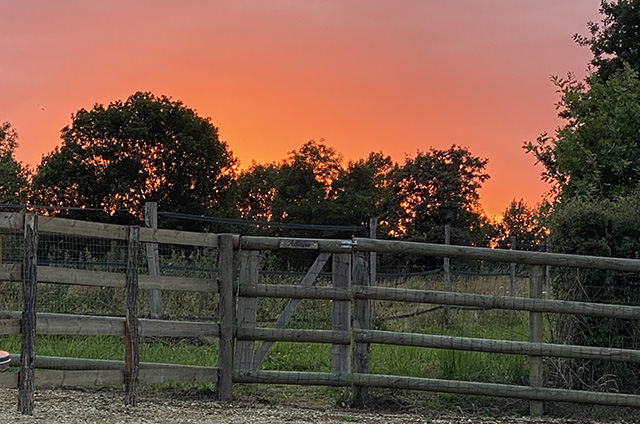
[235,144,394,235]
[31,92,237,219]
[526,2,640,392]
[387,145,491,245]
[525,65,640,200]
[575,0,640,81]
[0,122,29,205]
[331,152,395,227]
[236,162,280,221]
[493,199,546,251]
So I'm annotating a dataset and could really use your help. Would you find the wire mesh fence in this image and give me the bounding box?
[4,209,640,416]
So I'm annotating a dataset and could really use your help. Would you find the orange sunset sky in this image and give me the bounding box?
[2,1,602,216]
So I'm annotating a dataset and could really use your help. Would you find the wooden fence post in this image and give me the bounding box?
[18,214,37,415]
[124,226,140,407]
[216,234,235,401]
[529,265,545,416]
[368,218,377,288]
[144,202,163,319]
[443,224,451,291]
[351,252,370,408]
[332,253,351,374]
[369,218,377,322]
[545,239,551,299]
[510,236,517,297]
[235,250,259,372]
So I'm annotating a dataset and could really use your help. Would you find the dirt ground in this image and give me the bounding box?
[1,388,640,424]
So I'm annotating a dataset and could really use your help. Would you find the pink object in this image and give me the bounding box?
[0,350,10,370]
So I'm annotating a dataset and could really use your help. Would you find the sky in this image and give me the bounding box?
[1,1,603,216]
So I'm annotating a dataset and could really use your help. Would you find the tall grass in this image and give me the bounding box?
[0,267,534,397]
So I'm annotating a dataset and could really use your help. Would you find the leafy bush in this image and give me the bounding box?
[548,193,640,391]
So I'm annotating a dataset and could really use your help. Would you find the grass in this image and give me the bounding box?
[0,271,534,405]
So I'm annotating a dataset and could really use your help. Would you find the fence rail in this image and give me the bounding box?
[2,211,640,416]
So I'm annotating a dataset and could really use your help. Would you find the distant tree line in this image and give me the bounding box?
[1,92,544,251]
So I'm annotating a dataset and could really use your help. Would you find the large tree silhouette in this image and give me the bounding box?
[32,92,237,219]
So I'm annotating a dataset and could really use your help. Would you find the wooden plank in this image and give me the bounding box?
[28,367,218,387]
[241,283,640,320]
[0,212,23,230]
[35,369,124,387]
[36,214,223,247]
[18,213,37,415]
[138,227,222,248]
[368,218,377,340]
[139,319,220,338]
[138,367,218,384]
[38,216,128,240]
[443,225,451,291]
[0,311,219,337]
[241,237,352,253]
[351,253,370,408]
[0,318,19,334]
[0,263,21,281]
[216,234,235,402]
[240,285,351,301]
[39,267,126,288]
[355,286,640,320]
[235,370,640,408]
[236,327,350,344]
[36,266,216,292]
[145,202,163,319]
[368,218,377,288]
[11,355,216,374]
[510,236,517,296]
[354,238,640,272]
[332,253,350,374]
[354,330,640,363]
[242,236,640,272]
[124,226,140,407]
[139,274,217,292]
[529,265,544,416]
[252,252,331,371]
[235,250,259,372]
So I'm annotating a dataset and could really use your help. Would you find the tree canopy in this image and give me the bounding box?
[0,122,28,205]
[575,0,640,81]
[387,145,491,245]
[525,0,640,390]
[493,199,546,251]
[31,92,237,218]
[237,141,491,243]
[525,66,640,200]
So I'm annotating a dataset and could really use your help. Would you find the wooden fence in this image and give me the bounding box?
[2,212,640,416]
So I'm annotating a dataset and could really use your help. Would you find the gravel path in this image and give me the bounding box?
[2,388,639,424]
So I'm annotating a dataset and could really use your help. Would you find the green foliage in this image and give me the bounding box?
[575,0,640,82]
[330,152,395,228]
[386,145,490,245]
[0,122,29,204]
[493,199,546,251]
[525,2,640,392]
[548,194,640,391]
[31,92,237,220]
[525,66,640,200]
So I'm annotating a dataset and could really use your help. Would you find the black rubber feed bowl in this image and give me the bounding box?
[0,351,10,370]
